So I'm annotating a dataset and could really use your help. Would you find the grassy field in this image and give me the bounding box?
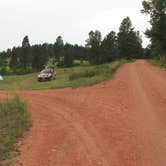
[0,95,30,166]
[0,60,131,91]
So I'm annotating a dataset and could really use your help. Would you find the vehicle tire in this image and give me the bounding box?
[49,77,53,81]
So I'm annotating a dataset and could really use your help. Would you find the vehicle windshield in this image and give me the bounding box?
[40,70,51,74]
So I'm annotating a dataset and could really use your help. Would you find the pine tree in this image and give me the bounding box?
[10,47,18,68]
[141,0,166,61]
[86,30,102,64]
[101,31,118,62]
[117,17,143,59]
[53,36,64,64]
[20,36,31,69]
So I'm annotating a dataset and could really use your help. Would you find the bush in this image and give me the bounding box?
[69,70,96,80]
[0,95,30,164]
[69,59,129,81]
[150,58,166,69]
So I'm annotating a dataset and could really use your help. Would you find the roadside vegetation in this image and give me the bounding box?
[0,59,131,90]
[149,59,166,69]
[69,59,131,81]
[0,95,30,165]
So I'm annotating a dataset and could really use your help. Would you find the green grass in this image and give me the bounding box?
[69,60,128,81]
[73,60,90,66]
[0,59,132,90]
[149,59,166,69]
[0,95,30,165]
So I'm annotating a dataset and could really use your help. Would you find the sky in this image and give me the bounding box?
[0,0,150,51]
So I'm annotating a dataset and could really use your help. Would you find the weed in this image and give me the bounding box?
[0,95,30,165]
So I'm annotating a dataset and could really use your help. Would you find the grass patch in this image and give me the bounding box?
[74,60,90,67]
[150,59,166,69]
[0,95,30,165]
[69,70,96,80]
[0,59,132,90]
[69,59,132,81]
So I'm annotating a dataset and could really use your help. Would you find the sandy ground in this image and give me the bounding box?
[2,60,166,166]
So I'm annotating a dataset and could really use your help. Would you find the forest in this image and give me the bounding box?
[0,17,143,75]
[0,0,165,75]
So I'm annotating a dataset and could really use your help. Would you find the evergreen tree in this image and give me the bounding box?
[31,44,49,70]
[53,36,64,64]
[141,0,166,61]
[20,36,31,69]
[10,47,18,68]
[101,31,118,62]
[57,43,74,67]
[117,17,143,59]
[0,51,9,75]
[86,30,102,64]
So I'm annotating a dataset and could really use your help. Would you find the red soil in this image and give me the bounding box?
[2,60,166,166]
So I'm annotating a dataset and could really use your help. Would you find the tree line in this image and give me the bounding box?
[0,36,88,74]
[0,16,143,75]
[86,17,143,64]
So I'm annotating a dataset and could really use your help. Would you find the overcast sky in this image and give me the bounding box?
[0,0,150,51]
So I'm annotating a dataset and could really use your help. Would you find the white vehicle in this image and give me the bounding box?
[0,75,3,81]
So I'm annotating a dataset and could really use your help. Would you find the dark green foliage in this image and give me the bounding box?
[0,56,9,75]
[53,36,64,64]
[86,17,143,65]
[20,36,31,69]
[69,70,96,80]
[0,95,30,164]
[150,58,166,69]
[31,44,49,70]
[10,47,19,68]
[117,17,143,59]
[57,43,88,67]
[101,31,118,62]
[143,44,152,59]
[69,59,132,81]
[57,44,74,67]
[0,36,88,75]
[72,45,88,61]
[0,67,8,75]
[86,30,102,64]
[141,0,166,60]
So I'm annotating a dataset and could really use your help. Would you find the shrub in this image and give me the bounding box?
[68,60,128,81]
[0,95,30,164]
[69,70,96,80]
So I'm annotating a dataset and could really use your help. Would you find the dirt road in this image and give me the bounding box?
[5,60,166,165]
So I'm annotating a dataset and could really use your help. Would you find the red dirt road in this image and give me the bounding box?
[3,60,166,166]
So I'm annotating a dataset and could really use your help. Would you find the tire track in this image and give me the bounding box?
[1,60,166,166]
